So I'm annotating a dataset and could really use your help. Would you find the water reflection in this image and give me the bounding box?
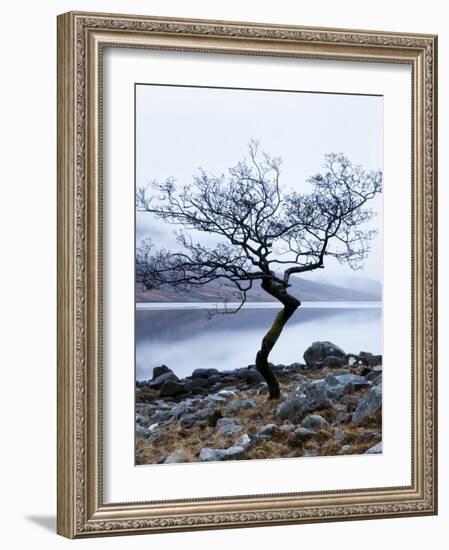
[136,305,382,380]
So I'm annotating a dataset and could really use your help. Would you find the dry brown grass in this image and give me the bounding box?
[136,367,382,464]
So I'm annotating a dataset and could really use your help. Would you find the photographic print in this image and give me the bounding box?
[135,84,383,465]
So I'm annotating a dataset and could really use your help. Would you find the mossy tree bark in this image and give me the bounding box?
[255,279,301,399]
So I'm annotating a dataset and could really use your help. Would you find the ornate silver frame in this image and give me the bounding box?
[57,11,438,538]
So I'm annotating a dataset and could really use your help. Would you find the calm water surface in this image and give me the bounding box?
[136,302,382,381]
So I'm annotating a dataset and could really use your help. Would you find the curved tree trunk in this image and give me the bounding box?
[256,282,300,399]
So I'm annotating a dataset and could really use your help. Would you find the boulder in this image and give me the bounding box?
[365,441,383,454]
[191,368,220,379]
[159,380,185,397]
[352,385,382,425]
[303,341,345,367]
[224,399,256,414]
[301,414,329,431]
[152,365,173,379]
[149,372,179,390]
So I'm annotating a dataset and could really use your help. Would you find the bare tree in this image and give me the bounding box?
[136,141,382,399]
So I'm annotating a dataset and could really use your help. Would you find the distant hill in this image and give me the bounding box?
[136,272,381,303]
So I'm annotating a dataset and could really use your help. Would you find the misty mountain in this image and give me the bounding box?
[136,273,381,303]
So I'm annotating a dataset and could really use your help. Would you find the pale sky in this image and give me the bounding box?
[135,84,383,288]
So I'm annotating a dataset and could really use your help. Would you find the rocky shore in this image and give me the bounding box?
[136,341,382,465]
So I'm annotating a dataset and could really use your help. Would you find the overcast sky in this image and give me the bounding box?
[136,84,383,289]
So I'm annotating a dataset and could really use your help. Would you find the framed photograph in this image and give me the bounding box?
[57,11,438,538]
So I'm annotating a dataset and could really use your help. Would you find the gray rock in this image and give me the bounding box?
[277,395,305,423]
[180,410,211,428]
[245,369,265,384]
[352,385,382,425]
[199,445,246,462]
[148,409,174,424]
[152,365,173,379]
[277,380,330,423]
[225,399,256,414]
[339,444,352,454]
[326,373,371,392]
[301,414,329,431]
[257,424,279,437]
[135,425,151,438]
[234,433,251,449]
[184,378,209,393]
[149,372,179,390]
[217,389,237,398]
[322,355,345,368]
[365,365,383,382]
[164,450,185,464]
[359,352,382,367]
[191,368,220,379]
[204,394,226,408]
[303,341,345,367]
[170,402,193,420]
[303,379,331,410]
[216,417,242,436]
[278,423,296,433]
[257,384,269,396]
[159,380,185,397]
[365,441,383,454]
[326,383,346,399]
